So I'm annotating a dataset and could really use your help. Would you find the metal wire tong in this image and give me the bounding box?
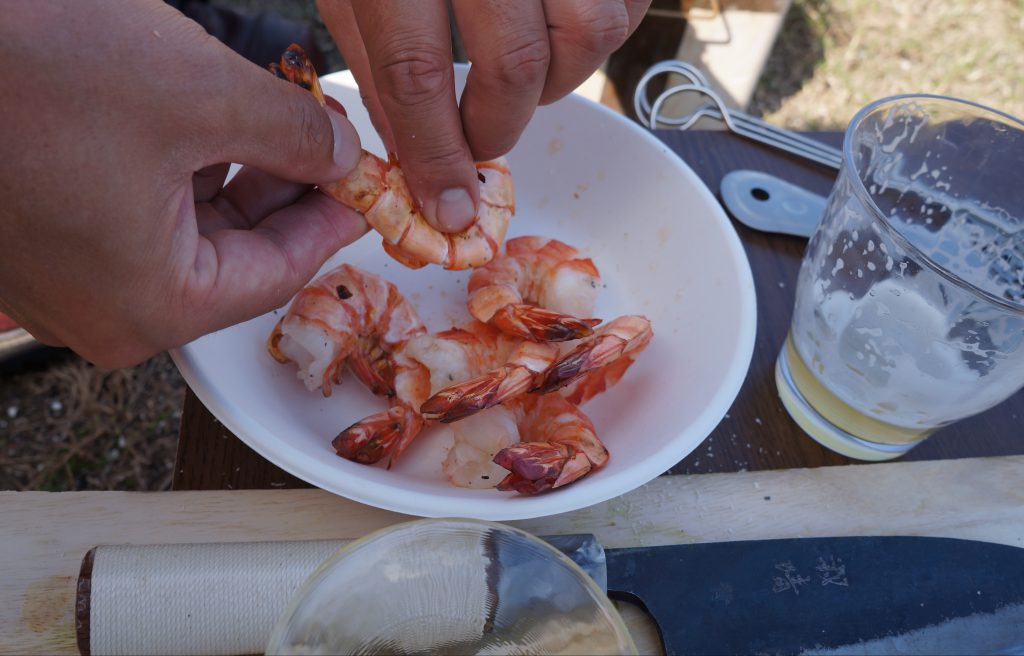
[633,60,843,170]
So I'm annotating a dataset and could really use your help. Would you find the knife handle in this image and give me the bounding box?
[74,535,605,656]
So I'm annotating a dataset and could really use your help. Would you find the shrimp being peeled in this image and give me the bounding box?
[420,314,653,423]
[467,236,602,342]
[273,45,514,270]
[267,263,426,397]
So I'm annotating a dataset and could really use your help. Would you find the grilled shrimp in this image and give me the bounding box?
[273,45,514,270]
[467,236,601,341]
[330,345,432,465]
[420,315,652,423]
[441,394,607,494]
[333,321,557,466]
[494,394,608,495]
[267,263,426,397]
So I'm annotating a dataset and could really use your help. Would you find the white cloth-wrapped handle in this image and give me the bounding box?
[77,540,348,656]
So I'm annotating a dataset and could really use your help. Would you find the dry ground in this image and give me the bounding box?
[750,0,1024,127]
[2,0,1021,491]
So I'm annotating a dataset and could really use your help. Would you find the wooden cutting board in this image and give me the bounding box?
[4,455,1024,655]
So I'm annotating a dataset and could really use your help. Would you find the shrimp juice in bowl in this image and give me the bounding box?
[171,63,756,520]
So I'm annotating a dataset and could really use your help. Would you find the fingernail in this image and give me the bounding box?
[435,187,476,232]
[327,108,362,177]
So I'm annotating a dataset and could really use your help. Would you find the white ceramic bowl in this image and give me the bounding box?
[172,66,756,520]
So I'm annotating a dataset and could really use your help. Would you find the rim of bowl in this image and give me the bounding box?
[266,517,639,655]
[842,93,1024,315]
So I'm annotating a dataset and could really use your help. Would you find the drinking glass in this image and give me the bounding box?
[266,518,637,655]
[776,94,1024,461]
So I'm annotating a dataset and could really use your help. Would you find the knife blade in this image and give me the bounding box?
[605,536,1024,655]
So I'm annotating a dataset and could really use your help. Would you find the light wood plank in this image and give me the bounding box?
[3,456,1023,655]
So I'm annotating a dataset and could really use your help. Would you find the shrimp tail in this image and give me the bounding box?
[494,443,594,494]
[490,394,609,495]
[533,315,652,395]
[420,340,559,423]
[420,365,535,423]
[490,305,601,342]
[332,404,423,466]
[559,353,637,405]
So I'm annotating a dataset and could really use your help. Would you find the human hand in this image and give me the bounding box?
[0,0,369,368]
[317,0,650,232]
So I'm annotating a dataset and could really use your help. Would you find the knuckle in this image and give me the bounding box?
[491,36,551,88]
[374,43,452,109]
[406,140,467,171]
[570,2,631,54]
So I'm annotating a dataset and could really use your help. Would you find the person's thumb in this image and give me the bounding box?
[210,58,362,185]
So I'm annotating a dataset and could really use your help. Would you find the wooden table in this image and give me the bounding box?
[173,129,1024,490]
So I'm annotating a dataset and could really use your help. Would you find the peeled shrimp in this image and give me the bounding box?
[419,314,652,423]
[267,263,426,397]
[273,45,514,270]
[494,394,609,495]
[467,236,601,341]
[442,405,520,488]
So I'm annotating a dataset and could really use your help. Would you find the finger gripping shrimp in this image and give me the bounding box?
[467,236,602,341]
[274,45,514,270]
[267,263,426,396]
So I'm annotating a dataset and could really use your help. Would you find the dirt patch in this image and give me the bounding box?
[0,353,183,491]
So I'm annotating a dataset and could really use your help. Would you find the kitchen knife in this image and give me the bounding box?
[719,169,828,238]
[77,535,1024,655]
[607,536,1024,655]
